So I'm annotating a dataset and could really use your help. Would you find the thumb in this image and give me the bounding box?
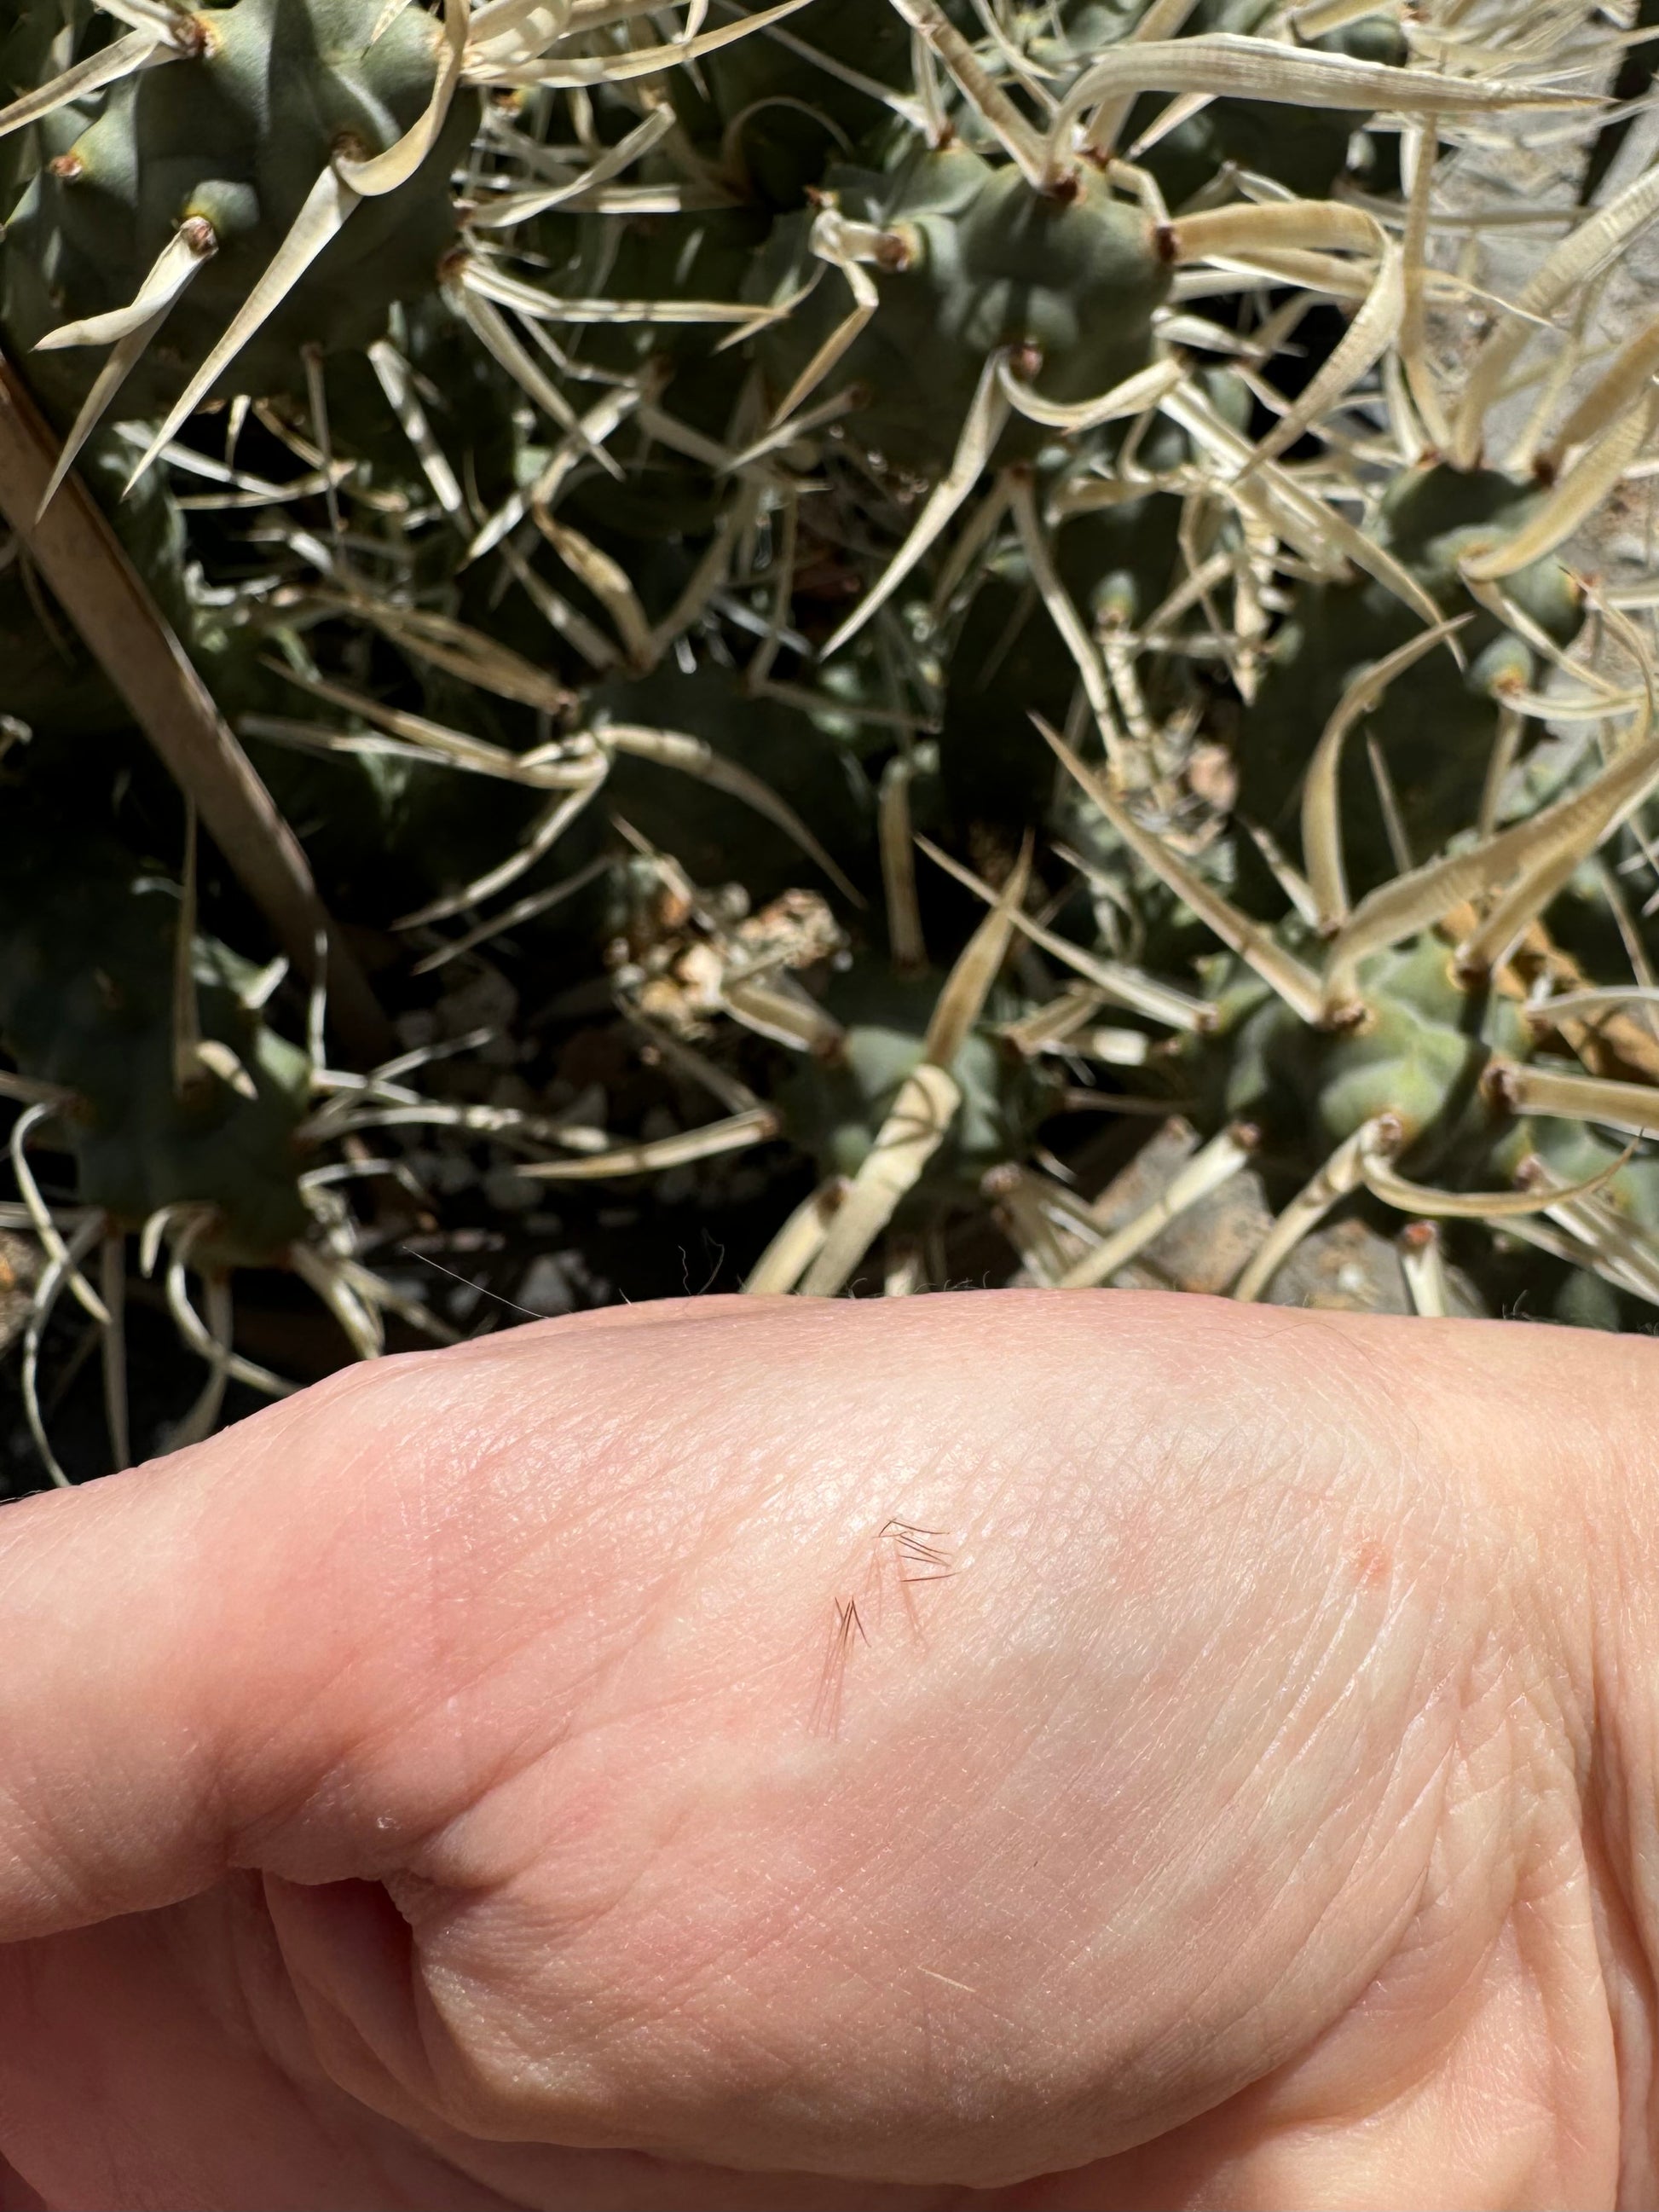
[0,1322,599,1940]
[0,1301,760,1942]
[0,1363,375,1937]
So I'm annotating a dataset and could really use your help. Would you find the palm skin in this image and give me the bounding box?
[0,1292,1650,2209]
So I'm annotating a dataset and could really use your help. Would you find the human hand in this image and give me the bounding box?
[0,1291,1649,2209]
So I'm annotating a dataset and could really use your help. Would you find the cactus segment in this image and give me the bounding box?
[4,0,477,419]
[1239,464,1585,893]
[754,146,1174,467]
[0,816,311,1267]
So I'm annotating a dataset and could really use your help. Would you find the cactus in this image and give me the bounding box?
[0,802,595,1477]
[0,814,313,1269]
[779,956,1060,1196]
[0,809,314,1477]
[687,0,932,210]
[0,431,193,739]
[0,0,809,507]
[7,0,1659,1485]
[754,142,1175,471]
[1237,463,1584,894]
[1173,871,1659,1328]
[1034,580,1659,1317]
[3,0,477,417]
[592,658,877,903]
[939,373,1251,832]
[1118,0,1407,206]
[0,3,63,211]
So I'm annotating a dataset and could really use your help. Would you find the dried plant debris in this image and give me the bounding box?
[3,0,1659,1476]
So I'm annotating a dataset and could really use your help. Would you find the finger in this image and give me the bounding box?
[0,1312,650,1937]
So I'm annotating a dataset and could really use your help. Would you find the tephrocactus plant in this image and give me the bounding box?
[4,0,1659,1480]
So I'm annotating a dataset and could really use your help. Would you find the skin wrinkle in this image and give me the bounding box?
[1444,1916,1555,2186]
[412,1896,537,2158]
[1124,1335,1575,2168]
[1582,1804,1659,2205]
[14,1909,315,2211]
[402,1574,968,2123]
[1050,1423,1440,2054]
[391,1574,732,1898]
[216,1878,477,2210]
[268,1887,458,2160]
[1258,1642,1448,1952]
[1211,1513,1415,1840]
[1532,1887,1619,2186]
[1201,1500,1379,1777]
[275,1856,862,2212]
[1494,1345,1659,2194]
[1581,1403,1659,2198]
[1442,1905,1581,2190]
[1246,1544,1412,1793]
[314,1885,497,2140]
[1355,1786,1515,2084]
[1111,1577,1430,2128]
[1286,1964,1549,2203]
[1132,1752,1424,2129]
[286,1873,567,2161]
[1234,1600,1610,2196]
[1168,1917,1566,2203]
[1340,1912,1474,2121]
